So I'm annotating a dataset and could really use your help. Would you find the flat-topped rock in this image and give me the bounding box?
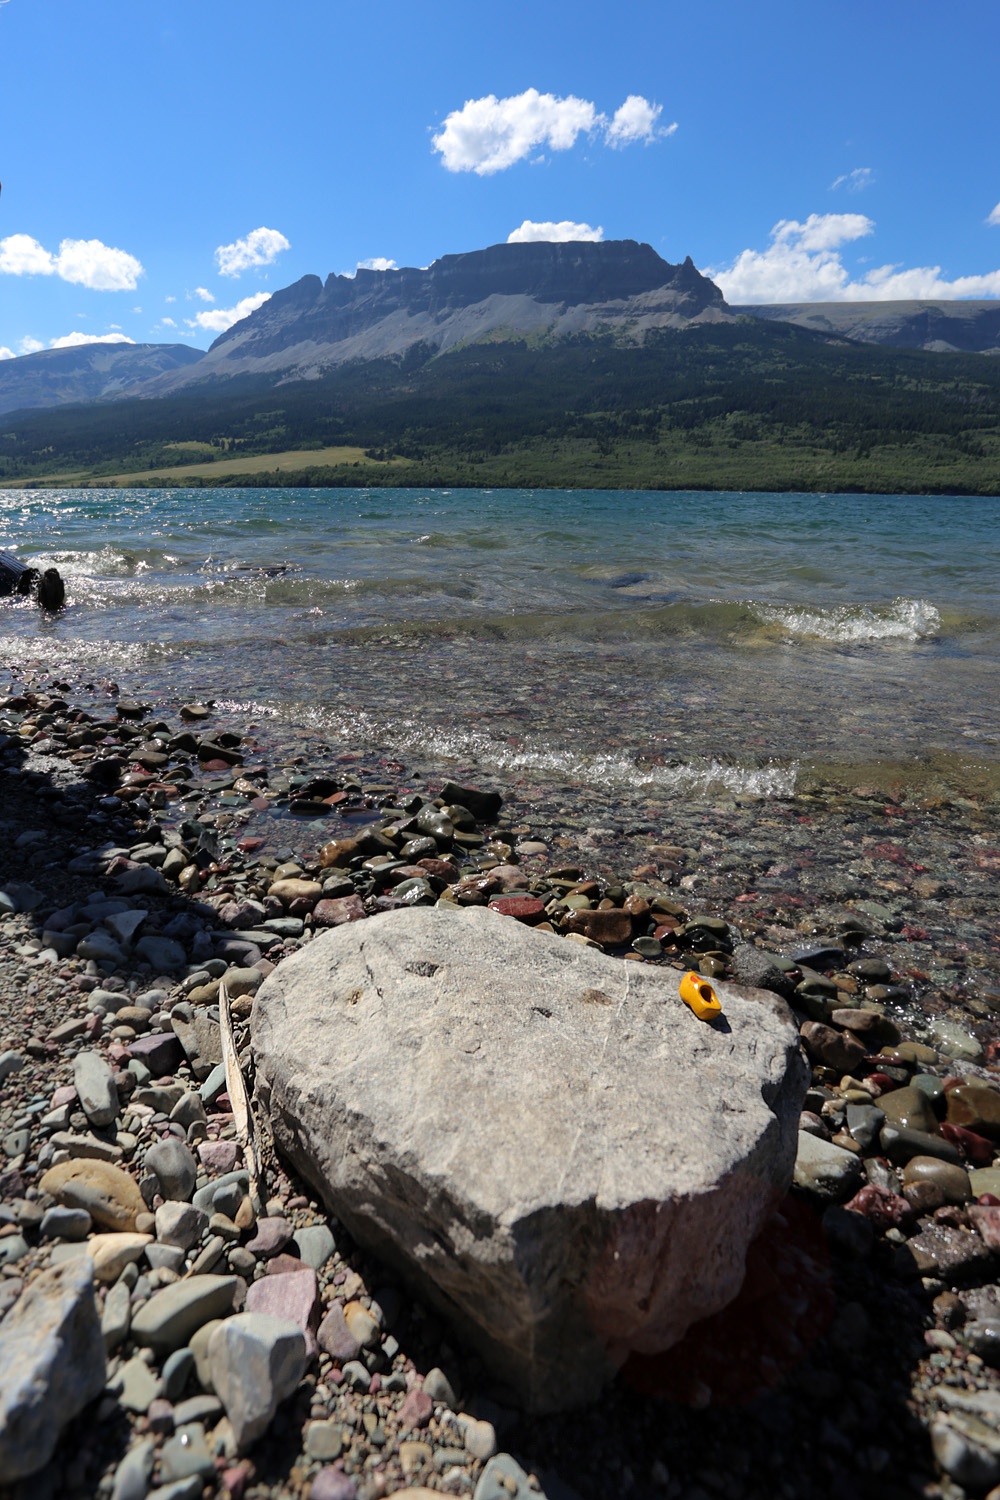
[252,906,807,1410]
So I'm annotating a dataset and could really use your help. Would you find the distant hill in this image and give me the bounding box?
[0,342,204,417]
[142,240,733,392]
[738,300,1000,354]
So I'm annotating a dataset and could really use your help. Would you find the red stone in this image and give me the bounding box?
[488,895,546,924]
[940,1122,995,1166]
[416,858,458,881]
[245,1267,320,1357]
[313,895,366,927]
[563,908,633,946]
[844,1183,914,1232]
[398,1388,433,1429]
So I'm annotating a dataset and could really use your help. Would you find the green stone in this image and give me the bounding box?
[969,1168,1000,1198]
[879,1086,939,1134]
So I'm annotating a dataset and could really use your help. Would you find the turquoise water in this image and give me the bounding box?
[2,487,999,798]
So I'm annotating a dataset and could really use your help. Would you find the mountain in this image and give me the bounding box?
[0,342,204,417]
[144,240,733,392]
[738,300,1000,354]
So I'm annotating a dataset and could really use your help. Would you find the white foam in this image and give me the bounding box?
[218,698,798,800]
[749,596,941,644]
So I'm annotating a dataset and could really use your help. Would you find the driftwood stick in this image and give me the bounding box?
[219,978,265,1214]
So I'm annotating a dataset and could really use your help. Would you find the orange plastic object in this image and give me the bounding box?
[679,970,722,1021]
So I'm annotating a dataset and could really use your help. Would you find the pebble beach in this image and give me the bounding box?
[2,486,1000,1500]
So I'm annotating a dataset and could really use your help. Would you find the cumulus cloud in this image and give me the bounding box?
[507,219,604,243]
[161,317,177,328]
[186,291,271,333]
[19,336,44,354]
[432,89,670,174]
[193,286,214,302]
[0,234,56,276]
[48,331,135,349]
[0,346,14,360]
[605,95,673,147]
[356,257,398,272]
[710,212,1000,302]
[0,232,143,289]
[56,239,144,290]
[988,201,1000,227]
[215,227,290,277]
[831,167,874,192]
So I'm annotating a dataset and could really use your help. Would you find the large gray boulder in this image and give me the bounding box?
[251,907,807,1410]
[0,1258,106,1482]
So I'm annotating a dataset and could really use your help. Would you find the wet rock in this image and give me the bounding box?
[880,1085,939,1134]
[947,1085,1000,1139]
[799,1021,867,1074]
[252,906,806,1411]
[0,1259,106,1482]
[901,1156,972,1205]
[794,1131,864,1200]
[561,907,632,946]
[729,945,796,999]
[906,1224,995,1282]
[880,1123,962,1167]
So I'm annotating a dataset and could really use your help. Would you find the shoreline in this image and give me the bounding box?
[2,673,1000,1498]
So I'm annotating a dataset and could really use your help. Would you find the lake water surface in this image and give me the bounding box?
[2,486,998,803]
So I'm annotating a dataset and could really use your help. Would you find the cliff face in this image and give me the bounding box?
[0,343,204,417]
[739,300,1000,355]
[147,241,732,390]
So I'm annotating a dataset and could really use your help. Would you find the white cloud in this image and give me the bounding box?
[215,227,290,277]
[605,95,672,148]
[0,234,55,276]
[710,212,1000,302]
[161,317,177,327]
[48,331,135,348]
[831,167,874,193]
[433,89,600,174]
[165,294,177,303]
[19,336,44,354]
[0,232,143,289]
[55,239,143,290]
[507,219,604,244]
[432,89,673,174]
[186,291,271,333]
[356,257,398,272]
[193,286,214,302]
[0,346,14,360]
[987,201,1000,227]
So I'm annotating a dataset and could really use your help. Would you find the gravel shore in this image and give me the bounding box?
[3,671,1000,1500]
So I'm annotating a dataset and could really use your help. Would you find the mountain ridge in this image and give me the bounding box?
[0,342,204,418]
[144,239,732,392]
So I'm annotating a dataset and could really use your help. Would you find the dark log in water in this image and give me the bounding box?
[0,549,65,610]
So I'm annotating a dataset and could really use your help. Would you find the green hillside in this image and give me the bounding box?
[4,319,1000,493]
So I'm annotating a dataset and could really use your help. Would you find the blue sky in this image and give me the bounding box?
[2,0,1000,357]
